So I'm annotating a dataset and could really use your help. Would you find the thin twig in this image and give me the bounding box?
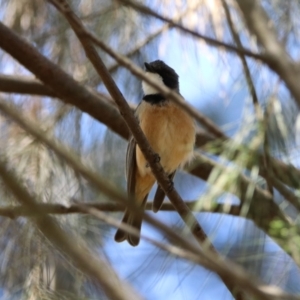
[0,22,129,140]
[0,201,242,218]
[235,0,300,107]
[221,0,273,194]
[261,171,300,212]
[115,0,267,62]
[190,153,288,229]
[0,159,143,300]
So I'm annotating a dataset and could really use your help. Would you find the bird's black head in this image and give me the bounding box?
[144,60,179,90]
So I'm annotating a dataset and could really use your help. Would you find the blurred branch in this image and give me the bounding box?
[235,0,300,107]
[261,171,300,212]
[0,202,242,218]
[207,141,300,190]
[0,74,132,109]
[0,73,214,145]
[108,24,170,74]
[115,0,266,62]
[189,153,289,227]
[0,170,297,300]
[0,185,297,300]
[0,74,56,97]
[77,205,300,300]
[0,159,142,300]
[221,0,273,194]
[0,22,129,140]
[221,0,258,105]
[107,6,195,75]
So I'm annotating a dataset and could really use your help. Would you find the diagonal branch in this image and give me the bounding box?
[0,21,129,140]
[0,159,142,300]
[115,0,266,62]
[190,153,288,228]
[235,0,300,107]
[221,0,273,193]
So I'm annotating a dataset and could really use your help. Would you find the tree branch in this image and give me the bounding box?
[0,159,142,300]
[189,153,288,228]
[0,201,242,218]
[235,0,300,107]
[221,0,273,194]
[115,0,267,62]
[0,22,129,140]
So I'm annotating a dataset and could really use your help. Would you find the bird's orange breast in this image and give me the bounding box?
[136,101,195,177]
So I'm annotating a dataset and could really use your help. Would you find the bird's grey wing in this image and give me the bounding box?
[126,136,137,198]
[126,102,144,197]
[152,171,176,213]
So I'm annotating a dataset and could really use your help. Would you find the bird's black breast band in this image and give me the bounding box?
[143,94,166,105]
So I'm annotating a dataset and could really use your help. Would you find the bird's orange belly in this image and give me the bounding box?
[136,102,195,176]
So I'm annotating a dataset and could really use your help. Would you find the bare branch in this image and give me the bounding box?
[0,22,129,140]
[235,0,300,107]
[0,201,242,218]
[261,171,300,212]
[0,159,142,300]
[115,0,267,62]
[221,0,273,193]
[190,153,288,227]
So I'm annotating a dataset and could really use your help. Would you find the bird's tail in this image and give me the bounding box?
[114,197,147,246]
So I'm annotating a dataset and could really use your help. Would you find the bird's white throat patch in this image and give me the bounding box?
[142,72,163,96]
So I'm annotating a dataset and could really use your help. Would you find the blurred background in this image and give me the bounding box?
[0,0,300,299]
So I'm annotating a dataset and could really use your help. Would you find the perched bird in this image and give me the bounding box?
[114,60,195,246]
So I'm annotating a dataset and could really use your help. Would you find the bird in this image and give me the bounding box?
[114,60,196,246]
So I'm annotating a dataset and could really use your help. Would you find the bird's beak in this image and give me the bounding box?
[144,62,152,72]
